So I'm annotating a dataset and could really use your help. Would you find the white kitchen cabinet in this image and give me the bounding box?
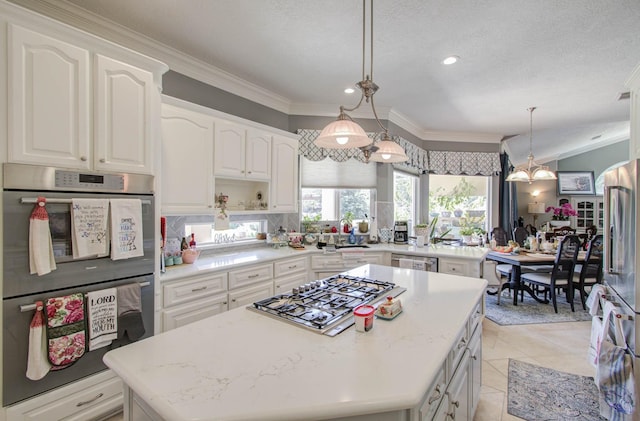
[7,23,164,174]
[162,293,228,331]
[570,196,604,233]
[468,322,482,417]
[274,256,309,293]
[160,103,215,214]
[445,350,471,421]
[228,280,274,309]
[228,262,274,290]
[438,257,481,278]
[161,272,228,331]
[5,370,122,421]
[214,121,271,180]
[94,54,156,174]
[270,135,299,212]
[8,23,90,169]
[311,252,385,279]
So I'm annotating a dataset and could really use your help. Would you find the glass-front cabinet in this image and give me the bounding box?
[570,197,604,233]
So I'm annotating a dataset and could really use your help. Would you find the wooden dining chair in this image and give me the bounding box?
[571,234,603,310]
[513,226,528,247]
[520,235,581,313]
[483,260,508,305]
[525,224,537,236]
[490,227,509,246]
[552,226,576,236]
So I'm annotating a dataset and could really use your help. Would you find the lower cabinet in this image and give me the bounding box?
[438,257,481,278]
[228,280,274,309]
[311,252,385,279]
[5,370,122,421]
[162,292,228,331]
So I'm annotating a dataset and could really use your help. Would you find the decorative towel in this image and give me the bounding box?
[71,198,110,258]
[45,293,86,369]
[110,199,144,260]
[586,284,607,316]
[87,288,117,351]
[26,301,51,380]
[29,197,56,276]
[116,283,145,343]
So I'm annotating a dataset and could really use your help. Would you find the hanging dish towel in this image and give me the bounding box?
[110,199,144,260]
[596,305,636,419]
[71,198,110,258]
[45,293,86,370]
[29,196,56,276]
[87,288,117,351]
[116,283,145,343]
[586,284,608,316]
[26,301,51,380]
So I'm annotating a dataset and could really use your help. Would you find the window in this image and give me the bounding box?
[185,220,267,246]
[301,188,373,222]
[394,171,418,225]
[428,175,489,239]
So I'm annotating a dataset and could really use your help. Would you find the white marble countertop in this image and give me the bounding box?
[104,265,487,421]
[160,243,490,282]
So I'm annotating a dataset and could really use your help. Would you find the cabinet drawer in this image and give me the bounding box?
[311,255,346,269]
[418,363,446,421]
[6,371,122,421]
[438,258,468,276]
[448,327,469,381]
[162,293,228,331]
[163,272,227,307]
[274,256,307,277]
[468,299,483,336]
[228,280,274,309]
[228,263,273,289]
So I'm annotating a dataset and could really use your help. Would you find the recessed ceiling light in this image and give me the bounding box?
[442,56,459,65]
[344,87,355,94]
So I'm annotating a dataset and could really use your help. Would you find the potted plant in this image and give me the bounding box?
[545,203,577,227]
[414,223,430,238]
[302,214,321,233]
[341,211,355,233]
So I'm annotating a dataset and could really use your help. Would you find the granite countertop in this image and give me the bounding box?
[104,265,487,421]
[160,243,490,282]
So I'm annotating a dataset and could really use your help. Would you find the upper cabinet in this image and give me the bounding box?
[214,121,271,180]
[570,197,604,233]
[161,103,215,214]
[7,23,166,174]
[271,135,299,212]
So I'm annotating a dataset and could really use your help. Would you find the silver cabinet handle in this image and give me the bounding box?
[427,384,442,404]
[76,393,103,407]
[457,338,467,349]
[288,265,297,269]
[191,286,207,292]
[99,158,106,163]
[232,298,236,302]
[248,274,259,278]
[80,156,87,161]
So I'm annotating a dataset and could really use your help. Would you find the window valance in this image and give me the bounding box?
[297,129,501,176]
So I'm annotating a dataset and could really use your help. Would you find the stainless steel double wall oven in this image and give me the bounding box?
[2,163,155,406]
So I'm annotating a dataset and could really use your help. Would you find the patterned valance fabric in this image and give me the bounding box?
[297,129,501,176]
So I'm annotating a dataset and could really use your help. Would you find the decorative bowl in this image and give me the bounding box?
[181,249,200,264]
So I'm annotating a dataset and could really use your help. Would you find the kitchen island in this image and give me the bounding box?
[104,265,487,421]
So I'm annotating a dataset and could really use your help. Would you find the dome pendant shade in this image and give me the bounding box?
[314,118,371,149]
[369,137,408,163]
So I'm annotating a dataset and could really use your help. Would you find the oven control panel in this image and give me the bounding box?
[55,170,125,190]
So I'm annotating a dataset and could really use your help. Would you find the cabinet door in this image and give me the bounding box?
[162,293,228,331]
[228,263,273,290]
[270,135,299,212]
[468,326,482,417]
[246,129,271,180]
[214,120,246,177]
[228,280,274,309]
[161,104,215,214]
[8,24,90,169]
[94,54,155,174]
[446,350,470,421]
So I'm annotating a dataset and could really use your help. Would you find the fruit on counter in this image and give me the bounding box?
[493,245,513,253]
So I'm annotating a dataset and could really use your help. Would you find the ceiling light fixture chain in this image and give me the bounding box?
[314,0,408,163]
[506,106,557,183]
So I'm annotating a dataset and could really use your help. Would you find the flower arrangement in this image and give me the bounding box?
[216,193,229,218]
[545,203,577,220]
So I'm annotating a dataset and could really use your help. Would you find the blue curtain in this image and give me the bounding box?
[499,153,518,239]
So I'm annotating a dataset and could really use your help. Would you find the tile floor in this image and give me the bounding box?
[475,317,593,420]
[103,317,594,421]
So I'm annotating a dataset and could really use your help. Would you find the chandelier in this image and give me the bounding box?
[506,107,557,183]
[314,0,408,163]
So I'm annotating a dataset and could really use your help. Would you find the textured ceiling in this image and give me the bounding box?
[25,0,640,165]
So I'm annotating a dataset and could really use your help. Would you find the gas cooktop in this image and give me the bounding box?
[249,275,405,336]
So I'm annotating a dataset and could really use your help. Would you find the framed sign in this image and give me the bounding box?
[556,171,595,195]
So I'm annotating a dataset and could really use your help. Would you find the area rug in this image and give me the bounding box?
[485,291,592,326]
[507,359,605,420]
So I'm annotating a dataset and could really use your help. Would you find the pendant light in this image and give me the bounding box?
[315,0,408,163]
[506,107,557,183]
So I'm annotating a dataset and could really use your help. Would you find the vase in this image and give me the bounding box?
[549,220,569,227]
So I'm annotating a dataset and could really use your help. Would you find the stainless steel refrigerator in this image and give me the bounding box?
[603,159,640,415]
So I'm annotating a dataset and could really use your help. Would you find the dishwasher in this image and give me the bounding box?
[390,253,438,272]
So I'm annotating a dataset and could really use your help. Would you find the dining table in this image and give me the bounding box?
[486,249,586,306]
